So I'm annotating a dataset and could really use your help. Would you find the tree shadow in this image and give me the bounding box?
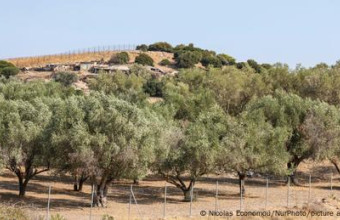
[0,192,90,210]
[0,177,90,198]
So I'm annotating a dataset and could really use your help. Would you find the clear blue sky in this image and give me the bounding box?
[0,0,339,67]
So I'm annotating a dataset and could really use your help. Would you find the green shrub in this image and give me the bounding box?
[109,52,130,64]
[175,51,202,68]
[236,62,247,69]
[136,44,148,52]
[261,63,272,70]
[0,66,20,78]
[159,59,171,66]
[135,53,154,66]
[247,59,261,73]
[0,60,15,69]
[143,78,164,97]
[217,54,236,65]
[102,214,115,220]
[201,56,222,68]
[148,42,173,52]
[0,60,19,78]
[54,72,78,86]
[51,213,66,220]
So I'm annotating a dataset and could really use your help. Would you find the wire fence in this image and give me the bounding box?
[6,44,138,67]
[0,173,339,220]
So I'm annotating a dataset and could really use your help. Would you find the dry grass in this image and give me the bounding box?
[7,51,175,71]
[1,161,340,219]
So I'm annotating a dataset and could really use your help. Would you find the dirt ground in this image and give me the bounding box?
[1,160,340,220]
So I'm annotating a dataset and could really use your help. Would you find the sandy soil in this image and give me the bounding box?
[1,161,340,220]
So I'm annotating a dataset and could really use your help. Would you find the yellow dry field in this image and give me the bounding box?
[8,51,176,72]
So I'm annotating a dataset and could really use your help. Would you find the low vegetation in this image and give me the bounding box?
[0,60,19,78]
[54,72,79,86]
[135,53,154,66]
[109,52,130,64]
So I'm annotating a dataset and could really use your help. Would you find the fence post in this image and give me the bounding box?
[308,174,311,206]
[240,180,243,211]
[163,183,167,219]
[265,178,268,210]
[90,184,94,220]
[215,181,219,211]
[46,185,51,220]
[331,172,333,192]
[287,177,290,208]
[128,185,132,220]
[189,183,194,217]
[130,184,143,219]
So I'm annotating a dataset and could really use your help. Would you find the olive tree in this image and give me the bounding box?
[154,106,227,201]
[245,91,340,184]
[0,96,52,196]
[47,96,95,192]
[83,93,160,197]
[218,113,290,194]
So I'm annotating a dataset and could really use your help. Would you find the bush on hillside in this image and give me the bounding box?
[217,54,236,65]
[201,56,222,68]
[175,51,202,68]
[159,59,171,66]
[0,60,15,69]
[247,59,262,73]
[136,44,148,52]
[135,53,154,66]
[148,42,173,52]
[261,63,272,70]
[109,52,130,64]
[236,62,247,70]
[143,78,164,97]
[0,67,20,78]
[0,60,19,78]
[54,72,78,86]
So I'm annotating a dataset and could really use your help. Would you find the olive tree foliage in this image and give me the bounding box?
[0,80,78,101]
[294,67,340,106]
[47,96,96,192]
[0,96,52,196]
[162,79,216,121]
[245,91,340,184]
[300,103,340,172]
[88,72,148,103]
[83,93,161,194]
[153,106,227,201]
[205,67,269,115]
[261,63,294,93]
[54,72,78,86]
[218,113,290,194]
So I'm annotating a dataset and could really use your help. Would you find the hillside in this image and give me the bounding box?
[8,51,176,71]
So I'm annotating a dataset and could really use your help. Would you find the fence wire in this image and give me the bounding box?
[0,172,339,219]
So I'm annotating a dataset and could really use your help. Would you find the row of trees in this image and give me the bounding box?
[1,58,340,202]
[136,42,249,69]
